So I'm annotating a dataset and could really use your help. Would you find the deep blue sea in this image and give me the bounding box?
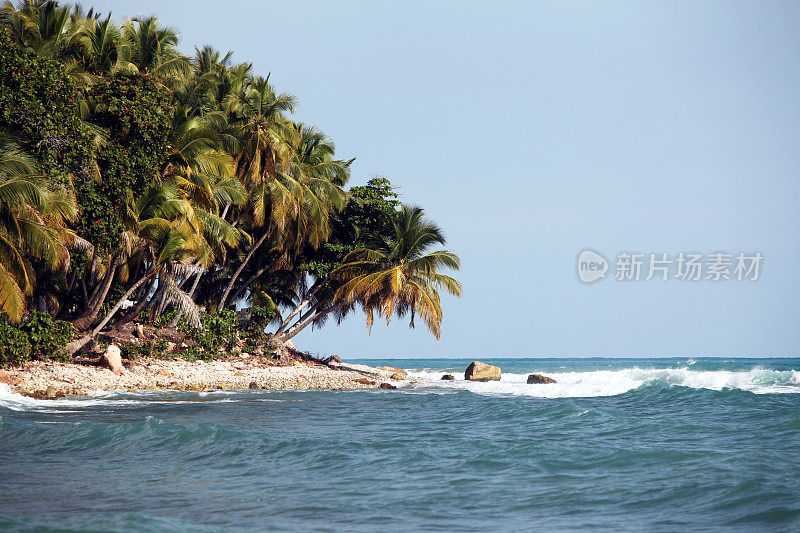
[2,357,800,532]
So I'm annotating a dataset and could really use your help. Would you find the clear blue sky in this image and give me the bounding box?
[89,0,800,357]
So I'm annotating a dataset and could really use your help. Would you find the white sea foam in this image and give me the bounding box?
[405,367,800,398]
[0,383,251,412]
[0,383,136,411]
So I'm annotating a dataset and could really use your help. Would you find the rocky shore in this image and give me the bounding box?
[0,357,411,399]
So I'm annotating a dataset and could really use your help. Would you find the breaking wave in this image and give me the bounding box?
[406,366,800,398]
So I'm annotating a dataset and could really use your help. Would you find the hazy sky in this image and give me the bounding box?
[89,1,800,357]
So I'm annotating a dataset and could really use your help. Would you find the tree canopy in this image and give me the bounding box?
[0,0,461,360]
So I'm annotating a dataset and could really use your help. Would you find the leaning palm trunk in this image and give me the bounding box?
[65,270,202,356]
[114,277,156,327]
[217,231,268,311]
[229,265,271,308]
[64,270,154,356]
[270,301,344,347]
[273,282,324,337]
[73,254,121,331]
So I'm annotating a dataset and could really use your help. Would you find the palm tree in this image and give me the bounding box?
[64,180,204,354]
[215,76,297,310]
[0,135,79,322]
[270,204,462,345]
[121,16,190,80]
[333,205,462,337]
[223,123,352,309]
[81,13,133,76]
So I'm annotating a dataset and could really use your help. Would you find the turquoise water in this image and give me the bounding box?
[1,357,800,532]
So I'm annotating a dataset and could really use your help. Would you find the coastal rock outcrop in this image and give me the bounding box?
[0,370,16,385]
[379,383,397,389]
[464,361,501,382]
[441,374,455,381]
[98,345,125,375]
[527,373,556,384]
[378,366,407,377]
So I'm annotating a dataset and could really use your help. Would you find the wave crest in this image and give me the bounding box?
[407,366,800,398]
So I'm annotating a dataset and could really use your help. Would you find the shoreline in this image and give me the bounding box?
[0,358,411,399]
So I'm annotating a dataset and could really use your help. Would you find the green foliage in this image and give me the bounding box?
[154,338,170,352]
[159,310,178,326]
[179,309,239,356]
[0,319,32,366]
[118,343,140,360]
[302,177,400,277]
[181,344,210,363]
[345,177,400,237]
[243,301,276,343]
[0,6,460,347]
[119,338,171,360]
[79,74,174,252]
[0,29,93,185]
[199,309,238,349]
[0,312,73,366]
[15,311,73,362]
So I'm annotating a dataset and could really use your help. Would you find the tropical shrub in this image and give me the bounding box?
[0,319,32,366]
[16,311,73,362]
[80,74,174,252]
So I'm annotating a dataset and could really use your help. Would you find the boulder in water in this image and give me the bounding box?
[441,374,455,381]
[98,345,125,375]
[464,361,501,382]
[379,383,397,389]
[527,373,556,384]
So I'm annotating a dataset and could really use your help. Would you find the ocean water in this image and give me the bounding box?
[1,357,800,532]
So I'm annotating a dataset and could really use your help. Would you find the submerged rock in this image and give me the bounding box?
[527,373,556,384]
[464,361,501,382]
[441,374,455,381]
[45,386,65,399]
[98,345,125,375]
[26,386,65,400]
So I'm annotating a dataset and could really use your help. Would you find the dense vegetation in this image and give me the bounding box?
[0,1,461,364]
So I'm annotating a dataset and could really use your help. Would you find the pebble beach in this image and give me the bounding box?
[0,358,409,399]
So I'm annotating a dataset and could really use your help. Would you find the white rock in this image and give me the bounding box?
[98,345,125,376]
